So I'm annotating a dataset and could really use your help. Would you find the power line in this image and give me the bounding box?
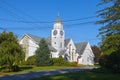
[0,0,96,23]
[0,0,97,31]
[65,21,95,26]
[0,0,46,29]
[0,16,96,23]
[0,18,52,23]
[0,0,97,23]
[0,6,25,20]
[0,0,43,22]
[63,16,96,22]
[1,21,95,31]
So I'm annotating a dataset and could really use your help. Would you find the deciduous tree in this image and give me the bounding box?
[0,31,24,71]
[91,45,101,63]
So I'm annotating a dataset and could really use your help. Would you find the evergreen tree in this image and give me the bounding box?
[96,0,120,55]
[35,38,52,66]
[0,31,25,71]
[97,0,120,73]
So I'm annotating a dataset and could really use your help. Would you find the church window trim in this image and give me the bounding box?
[60,42,62,48]
[72,49,74,60]
[87,57,89,62]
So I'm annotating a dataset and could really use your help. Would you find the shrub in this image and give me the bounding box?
[53,56,66,66]
[99,51,120,73]
[67,62,78,67]
[52,56,78,67]
[99,55,108,68]
[11,65,20,72]
[25,56,35,65]
[107,51,120,73]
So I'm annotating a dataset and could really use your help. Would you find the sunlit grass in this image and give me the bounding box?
[0,66,71,76]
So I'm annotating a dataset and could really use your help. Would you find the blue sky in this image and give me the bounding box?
[0,0,102,45]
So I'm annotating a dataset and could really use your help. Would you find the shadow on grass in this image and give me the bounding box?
[20,66,33,71]
[33,68,120,80]
[0,65,33,73]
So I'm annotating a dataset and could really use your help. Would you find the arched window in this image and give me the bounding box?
[87,57,89,62]
[69,44,71,54]
[72,49,74,60]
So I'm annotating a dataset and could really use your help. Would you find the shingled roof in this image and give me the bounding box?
[59,49,66,56]
[26,34,57,52]
[64,39,71,47]
[75,42,88,55]
[46,35,51,45]
[24,34,88,55]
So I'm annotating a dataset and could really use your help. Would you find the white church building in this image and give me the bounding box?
[20,16,94,65]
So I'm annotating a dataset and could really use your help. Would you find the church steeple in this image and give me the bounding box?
[51,16,65,52]
[54,16,62,24]
[53,16,63,29]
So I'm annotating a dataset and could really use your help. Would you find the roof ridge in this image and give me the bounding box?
[27,33,42,38]
[75,42,88,44]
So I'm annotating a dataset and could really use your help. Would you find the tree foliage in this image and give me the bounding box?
[91,45,101,63]
[97,0,120,73]
[99,51,120,73]
[0,31,24,71]
[25,56,35,65]
[35,38,52,66]
[97,0,120,55]
[53,56,66,66]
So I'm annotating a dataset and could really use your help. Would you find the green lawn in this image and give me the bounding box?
[33,69,120,80]
[0,66,70,76]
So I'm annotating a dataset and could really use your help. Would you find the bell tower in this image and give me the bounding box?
[51,16,64,51]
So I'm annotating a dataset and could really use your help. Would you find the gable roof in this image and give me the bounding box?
[75,42,88,55]
[46,35,51,45]
[64,39,71,47]
[27,34,42,43]
[59,49,66,56]
[25,34,56,52]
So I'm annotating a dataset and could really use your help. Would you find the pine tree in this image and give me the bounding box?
[97,0,120,55]
[35,38,52,66]
[97,0,120,73]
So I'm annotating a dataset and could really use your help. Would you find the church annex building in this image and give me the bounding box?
[20,16,94,65]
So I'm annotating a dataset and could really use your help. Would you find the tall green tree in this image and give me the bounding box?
[97,0,120,55]
[0,31,24,71]
[35,38,52,66]
[97,0,120,73]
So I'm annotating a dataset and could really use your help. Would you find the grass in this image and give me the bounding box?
[0,66,71,76]
[33,68,120,80]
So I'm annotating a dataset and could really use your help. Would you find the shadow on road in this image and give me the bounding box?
[0,67,93,80]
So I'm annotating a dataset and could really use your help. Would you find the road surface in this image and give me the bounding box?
[0,67,93,80]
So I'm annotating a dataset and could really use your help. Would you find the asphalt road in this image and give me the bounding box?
[0,67,93,80]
